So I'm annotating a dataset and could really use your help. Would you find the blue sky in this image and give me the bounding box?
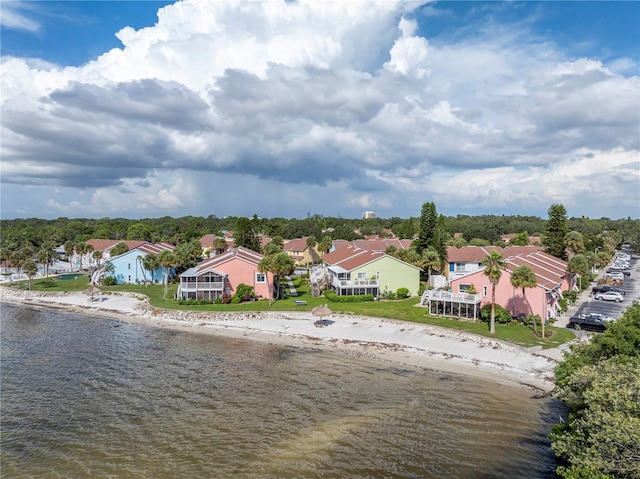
[1,0,638,220]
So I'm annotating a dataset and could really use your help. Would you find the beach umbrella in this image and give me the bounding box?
[85,285,100,301]
[312,304,332,321]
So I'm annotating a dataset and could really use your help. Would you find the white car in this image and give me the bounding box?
[594,291,624,302]
[604,272,624,281]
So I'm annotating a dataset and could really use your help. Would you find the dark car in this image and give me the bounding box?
[591,285,625,296]
[568,315,607,332]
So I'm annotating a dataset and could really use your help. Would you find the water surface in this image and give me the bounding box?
[1,303,561,478]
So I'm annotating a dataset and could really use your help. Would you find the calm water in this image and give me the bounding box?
[0,303,561,478]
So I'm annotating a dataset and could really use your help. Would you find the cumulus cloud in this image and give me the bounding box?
[1,0,638,219]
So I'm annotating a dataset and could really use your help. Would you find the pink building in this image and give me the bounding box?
[177,247,273,301]
[449,250,573,322]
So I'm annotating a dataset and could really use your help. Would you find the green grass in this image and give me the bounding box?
[6,274,576,349]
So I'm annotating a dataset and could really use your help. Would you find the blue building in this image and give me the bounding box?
[104,243,175,285]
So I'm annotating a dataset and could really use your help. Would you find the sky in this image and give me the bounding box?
[1,0,639,221]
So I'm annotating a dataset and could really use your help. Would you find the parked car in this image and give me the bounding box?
[568,315,607,332]
[608,268,631,277]
[604,272,624,281]
[594,291,624,302]
[592,285,625,296]
[573,312,616,323]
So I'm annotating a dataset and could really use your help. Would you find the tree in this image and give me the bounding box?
[234,217,261,252]
[567,254,589,292]
[481,250,506,335]
[318,236,333,256]
[64,240,75,271]
[306,236,317,265]
[157,250,177,298]
[415,202,438,255]
[212,237,228,255]
[564,231,585,257]
[545,204,569,259]
[258,251,295,302]
[23,260,38,290]
[141,253,159,286]
[102,261,116,284]
[510,265,539,335]
[37,245,54,278]
[110,241,129,257]
[509,231,530,246]
[421,248,440,282]
[92,249,103,270]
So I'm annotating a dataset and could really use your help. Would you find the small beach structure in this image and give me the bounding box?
[312,304,334,327]
[85,285,101,302]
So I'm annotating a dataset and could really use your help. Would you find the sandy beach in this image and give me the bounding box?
[0,288,567,393]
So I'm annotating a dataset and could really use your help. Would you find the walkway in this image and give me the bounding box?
[285,276,298,297]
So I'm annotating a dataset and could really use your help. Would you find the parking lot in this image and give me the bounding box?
[570,248,639,324]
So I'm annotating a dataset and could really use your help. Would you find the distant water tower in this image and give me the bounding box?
[362,211,377,219]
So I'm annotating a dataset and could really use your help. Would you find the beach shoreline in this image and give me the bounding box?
[0,288,563,394]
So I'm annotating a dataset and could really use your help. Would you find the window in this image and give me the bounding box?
[128,263,131,270]
[459,284,470,293]
[256,273,266,283]
[455,263,465,271]
[483,286,488,297]
[357,272,367,280]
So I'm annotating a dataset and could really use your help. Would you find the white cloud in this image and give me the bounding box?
[1,0,638,220]
[0,2,41,32]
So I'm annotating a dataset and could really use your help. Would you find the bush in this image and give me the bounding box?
[563,290,578,303]
[480,303,512,324]
[230,296,241,304]
[324,290,374,303]
[102,277,117,286]
[396,287,409,299]
[177,299,215,306]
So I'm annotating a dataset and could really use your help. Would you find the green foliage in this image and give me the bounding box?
[110,241,129,257]
[102,276,117,286]
[480,304,512,324]
[324,290,374,303]
[234,283,254,300]
[545,203,569,259]
[230,296,242,304]
[396,287,409,299]
[551,302,640,478]
[178,299,215,306]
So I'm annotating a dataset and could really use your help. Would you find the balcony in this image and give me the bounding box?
[421,289,481,305]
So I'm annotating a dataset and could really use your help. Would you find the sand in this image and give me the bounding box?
[0,288,568,394]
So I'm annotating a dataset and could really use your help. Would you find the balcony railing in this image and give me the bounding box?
[335,279,379,287]
[421,290,481,304]
[180,280,224,290]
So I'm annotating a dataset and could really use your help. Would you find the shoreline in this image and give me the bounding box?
[0,288,562,394]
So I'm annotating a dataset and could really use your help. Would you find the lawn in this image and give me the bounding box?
[7,274,576,349]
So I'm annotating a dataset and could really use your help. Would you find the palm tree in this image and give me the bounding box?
[258,251,295,303]
[564,231,584,258]
[481,250,506,335]
[141,253,159,287]
[64,240,75,272]
[421,248,440,283]
[23,260,38,290]
[318,236,333,256]
[306,236,317,265]
[37,246,54,278]
[212,237,228,256]
[510,265,539,335]
[92,250,103,270]
[157,250,177,298]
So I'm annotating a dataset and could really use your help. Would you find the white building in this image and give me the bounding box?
[362,211,377,219]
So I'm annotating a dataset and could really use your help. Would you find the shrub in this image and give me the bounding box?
[324,290,374,303]
[480,303,512,324]
[563,290,578,303]
[396,287,409,299]
[102,277,117,286]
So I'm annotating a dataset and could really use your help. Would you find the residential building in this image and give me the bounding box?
[447,245,542,281]
[177,247,273,301]
[103,242,175,285]
[283,237,320,266]
[313,246,421,297]
[448,250,572,323]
